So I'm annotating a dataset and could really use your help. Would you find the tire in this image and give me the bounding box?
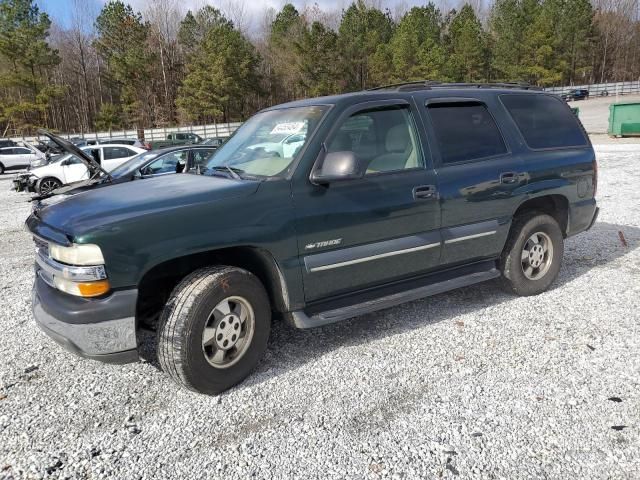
[499,212,564,296]
[0,163,4,175]
[37,177,62,195]
[157,266,271,395]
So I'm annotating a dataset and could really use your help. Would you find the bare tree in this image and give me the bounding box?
[145,0,184,124]
[221,0,249,33]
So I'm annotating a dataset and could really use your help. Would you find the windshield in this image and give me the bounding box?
[204,106,328,178]
[109,151,159,178]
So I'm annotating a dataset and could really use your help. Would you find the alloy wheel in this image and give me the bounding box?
[521,231,554,280]
[201,296,255,369]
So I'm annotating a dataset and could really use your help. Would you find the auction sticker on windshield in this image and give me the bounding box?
[270,122,305,135]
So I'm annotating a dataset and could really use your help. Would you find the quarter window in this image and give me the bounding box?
[191,149,215,170]
[428,103,507,164]
[328,105,422,174]
[501,94,587,149]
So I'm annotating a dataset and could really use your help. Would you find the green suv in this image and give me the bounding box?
[27,83,599,395]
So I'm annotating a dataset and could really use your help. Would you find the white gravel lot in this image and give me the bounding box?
[1,145,639,479]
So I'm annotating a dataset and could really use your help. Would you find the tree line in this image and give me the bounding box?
[1,0,639,137]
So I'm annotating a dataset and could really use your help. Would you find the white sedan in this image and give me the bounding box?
[248,133,306,159]
[29,144,145,194]
[0,143,46,174]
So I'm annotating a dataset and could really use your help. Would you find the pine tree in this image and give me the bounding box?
[296,22,343,97]
[387,4,446,83]
[178,6,233,59]
[338,0,394,90]
[94,1,154,128]
[446,4,486,82]
[177,21,260,123]
[489,0,539,82]
[0,0,61,134]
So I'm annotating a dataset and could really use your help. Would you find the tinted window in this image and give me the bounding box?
[103,139,134,145]
[428,103,507,164]
[501,94,587,149]
[104,146,134,160]
[14,147,31,154]
[328,106,422,174]
[1,148,15,155]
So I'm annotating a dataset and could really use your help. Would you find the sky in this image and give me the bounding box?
[36,0,473,32]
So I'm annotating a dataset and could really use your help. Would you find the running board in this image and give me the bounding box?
[290,268,500,329]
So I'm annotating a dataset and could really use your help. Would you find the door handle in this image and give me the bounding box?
[500,172,519,184]
[413,185,437,200]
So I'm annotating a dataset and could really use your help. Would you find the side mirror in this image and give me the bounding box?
[61,159,71,166]
[311,150,364,185]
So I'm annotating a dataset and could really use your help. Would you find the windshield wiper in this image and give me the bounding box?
[209,165,244,180]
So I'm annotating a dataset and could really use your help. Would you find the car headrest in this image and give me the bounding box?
[386,124,410,153]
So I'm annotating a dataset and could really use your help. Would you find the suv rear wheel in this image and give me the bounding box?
[157,266,271,395]
[499,212,564,296]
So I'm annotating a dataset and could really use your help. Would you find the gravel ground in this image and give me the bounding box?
[1,146,639,479]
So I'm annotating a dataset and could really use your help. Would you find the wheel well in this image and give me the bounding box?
[513,195,569,236]
[39,176,62,184]
[136,247,289,327]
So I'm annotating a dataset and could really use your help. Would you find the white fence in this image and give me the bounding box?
[11,121,243,144]
[545,80,640,96]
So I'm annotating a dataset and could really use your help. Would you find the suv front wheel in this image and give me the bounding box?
[157,266,271,395]
[499,212,564,296]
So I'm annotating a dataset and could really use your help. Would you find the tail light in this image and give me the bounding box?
[144,142,151,150]
[593,157,598,197]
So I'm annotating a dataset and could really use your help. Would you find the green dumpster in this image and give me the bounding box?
[571,107,579,116]
[608,102,640,137]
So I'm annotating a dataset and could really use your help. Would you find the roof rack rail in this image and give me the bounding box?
[367,81,543,92]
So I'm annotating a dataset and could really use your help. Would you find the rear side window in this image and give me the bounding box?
[427,103,507,164]
[500,94,587,149]
[104,146,133,160]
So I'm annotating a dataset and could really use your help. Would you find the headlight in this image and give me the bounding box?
[35,240,110,298]
[49,243,105,266]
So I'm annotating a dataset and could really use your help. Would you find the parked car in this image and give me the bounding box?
[247,132,306,158]
[22,143,144,194]
[100,138,148,149]
[200,137,226,148]
[23,143,218,197]
[0,139,16,149]
[147,132,202,150]
[27,83,598,395]
[561,89,589,101]
[0,143,46,174]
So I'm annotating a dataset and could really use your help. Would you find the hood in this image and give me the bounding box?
[35,173,259,236]
[37,130,107,179]
[22,140,46,159]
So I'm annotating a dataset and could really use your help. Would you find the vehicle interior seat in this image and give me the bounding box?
[367,123,417,173]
